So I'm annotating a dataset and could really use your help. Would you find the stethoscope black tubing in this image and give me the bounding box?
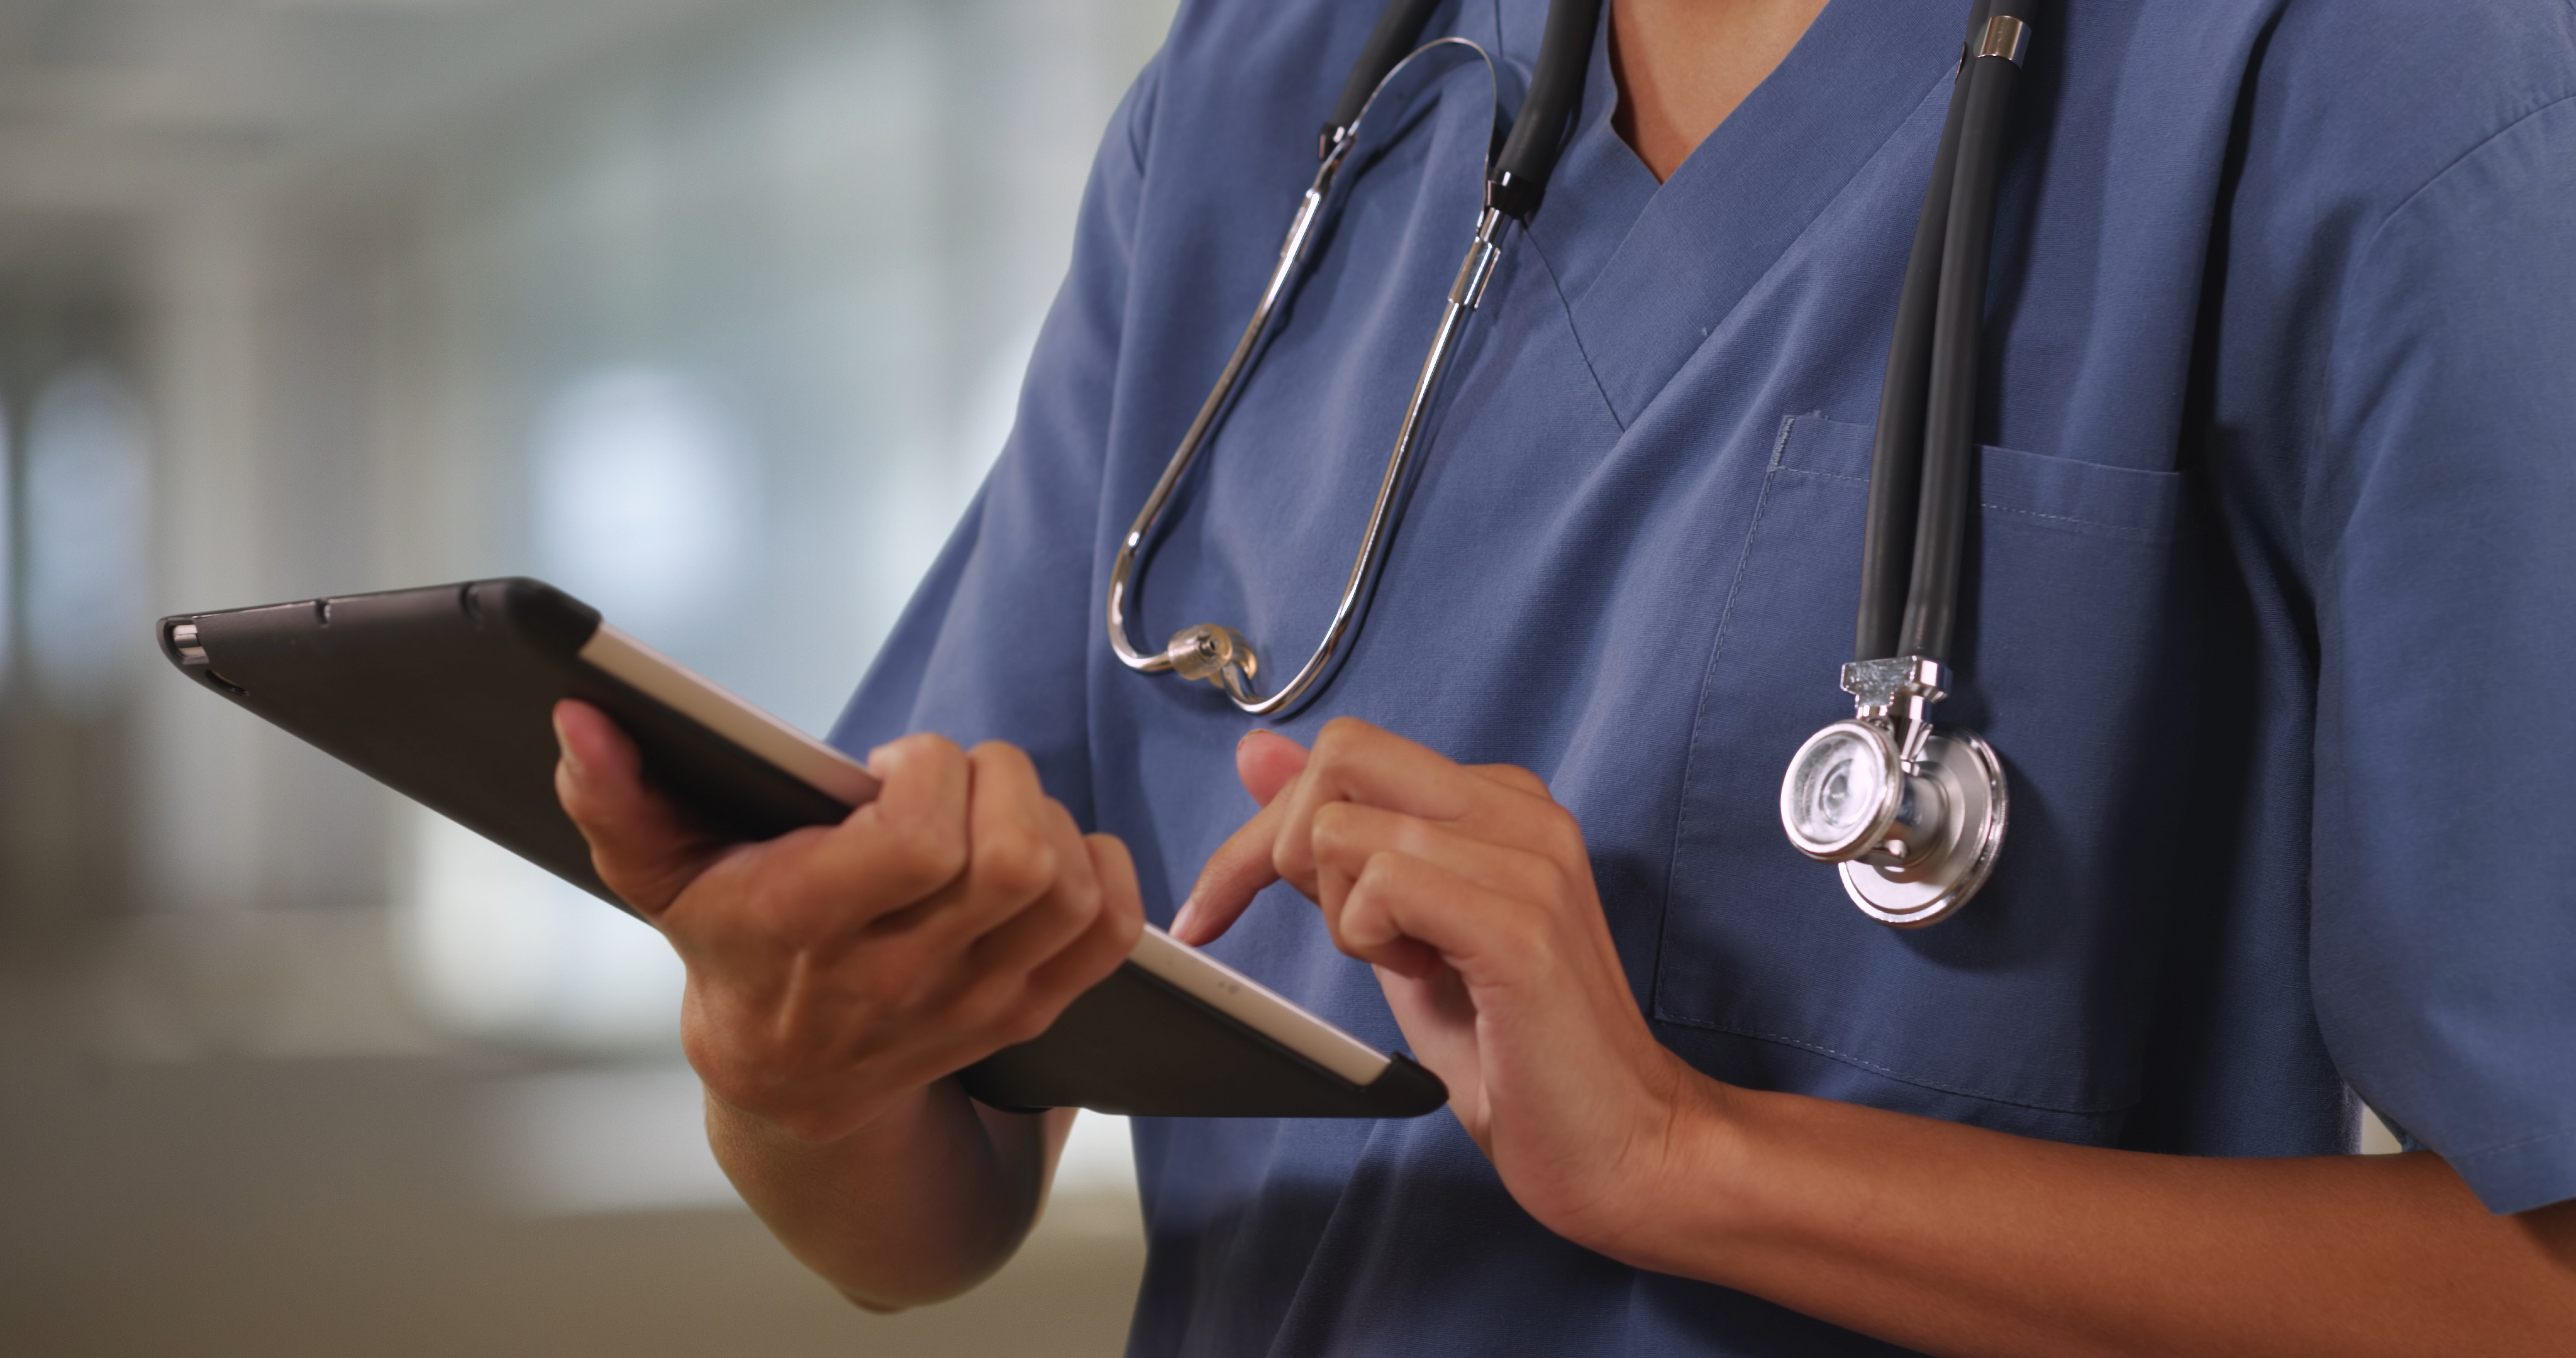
[1325,0,1600,218]
[1319,0,2034,663]
[1324,0,1453,148]
[1854,0,1996,663]
[1899,1,2036,663]
[1491,0,1604,218]
[1342,0,2028,667]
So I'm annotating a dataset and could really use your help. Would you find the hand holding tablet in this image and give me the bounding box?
[158,578,1445,1118]
[552,697,1144,1139]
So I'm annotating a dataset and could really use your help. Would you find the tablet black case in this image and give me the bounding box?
[159,578,1443,1120]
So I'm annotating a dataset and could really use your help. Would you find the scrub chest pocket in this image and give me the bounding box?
[1653,414,2188,1139]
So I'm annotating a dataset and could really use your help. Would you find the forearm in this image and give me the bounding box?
[1615,1079,2576,1357]
[707,1076,1066,1311]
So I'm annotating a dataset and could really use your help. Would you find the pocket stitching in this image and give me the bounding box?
[1653,1015,2136,1116]
[1775,414,2180,541]
[1650,413,1804,1004]
[1784,461,2168,540]
[1980,500,2167,541]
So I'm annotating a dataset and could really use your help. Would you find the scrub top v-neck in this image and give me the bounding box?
[833,1,2576,1353]
[1529,0,1962,426]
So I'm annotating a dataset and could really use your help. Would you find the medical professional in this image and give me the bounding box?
[552,0,2576,1352]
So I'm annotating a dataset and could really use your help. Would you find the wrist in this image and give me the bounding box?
[1562,1056,1758,1273]
[704,1073,939,1158]
[703,1075,1046,1313]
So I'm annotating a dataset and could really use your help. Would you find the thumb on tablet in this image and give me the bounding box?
[553,698,723,919]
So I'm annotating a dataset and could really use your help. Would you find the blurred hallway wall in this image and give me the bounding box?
[0,5,1173,1352]
[0,213,146,925]
[0,0,1174,935]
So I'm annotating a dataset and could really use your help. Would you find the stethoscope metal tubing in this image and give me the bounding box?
[1107,0,1594,716]
[1238,204,1506,716]
[1104,36,1518,715]
[1104,148,1348,683]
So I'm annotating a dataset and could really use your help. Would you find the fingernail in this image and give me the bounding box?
[1169,895,1199,939]
[552,712,582,774]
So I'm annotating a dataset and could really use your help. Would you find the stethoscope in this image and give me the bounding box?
[1106,0,2038,927]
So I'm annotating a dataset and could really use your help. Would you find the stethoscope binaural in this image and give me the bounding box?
[1104,0,1598,716]
[1106,0,2038,927]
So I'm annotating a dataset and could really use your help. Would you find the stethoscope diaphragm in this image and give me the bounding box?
[1783,714,2007,929]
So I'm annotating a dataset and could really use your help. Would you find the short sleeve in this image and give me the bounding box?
[2307,96,2576,1215]
[826,52,1164,831]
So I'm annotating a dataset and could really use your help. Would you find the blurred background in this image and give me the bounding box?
[0,0,1176,1352]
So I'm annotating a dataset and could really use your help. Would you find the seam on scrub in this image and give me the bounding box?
[1517,209,1627,431]
[1650,413,1804,1010]
[2354,93,2576,265]
[1653,1012,2133,1117]
[2450,1122,2576,1168]
[1121,52,1161,176]
[1976,501,2165,540]
[1774,465,2167,540]
[2313,93,2576,576]
[1604,74,1956,432]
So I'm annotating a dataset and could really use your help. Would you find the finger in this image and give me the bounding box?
[1272,718,1559,894]
[552,699,724,918]
[1339,860,1463,979]
[955,829,1145,1051]
[1237,730,1311,807]
[1337,851,1472,979]
[866,742,1063,949]
[1172,780,1297,944]
[1170,731,1313,944]
[960,798,1107,985]
[1019,835,1147,1014]
[791,731,974,931]
[1467,762,1552,800]
[1299,717,1499,819]
[1307,800,1568,948]
[1310,801,1566,907]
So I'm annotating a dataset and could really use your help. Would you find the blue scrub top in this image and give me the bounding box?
[836,1,2576,1352]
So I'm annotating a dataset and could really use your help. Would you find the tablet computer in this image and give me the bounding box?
[158,577,1445,1119]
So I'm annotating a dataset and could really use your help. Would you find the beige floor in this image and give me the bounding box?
[0,1053,1145,1357]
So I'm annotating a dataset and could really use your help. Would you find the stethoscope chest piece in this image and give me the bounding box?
[1777,1,2038,927]
[1781,659,2008,928]
[1833,727,2006,928]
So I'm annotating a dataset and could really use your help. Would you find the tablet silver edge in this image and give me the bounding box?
[1128,927,1392,1085]
[581,623,881,806]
